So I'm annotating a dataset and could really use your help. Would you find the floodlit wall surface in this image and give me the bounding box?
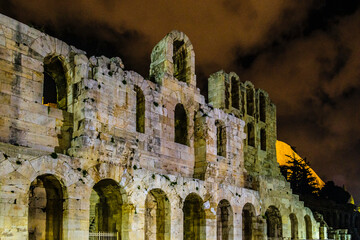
[0,13,325,239]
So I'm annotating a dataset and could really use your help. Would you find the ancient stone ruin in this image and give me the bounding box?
[0,13,343,239]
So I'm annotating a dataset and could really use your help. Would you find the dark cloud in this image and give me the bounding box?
[241,7,360,201]
[1,1,360,202]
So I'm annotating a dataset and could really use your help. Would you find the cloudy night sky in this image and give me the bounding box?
[1,1,360,202]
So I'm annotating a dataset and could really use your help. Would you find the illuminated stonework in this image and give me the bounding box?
[0,13,339,239]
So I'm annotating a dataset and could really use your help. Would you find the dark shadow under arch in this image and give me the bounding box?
[265,206,282,240]
[28,174,66,240]
[145,188,171,240]
[183,193,205,240]
[217,199,233,240]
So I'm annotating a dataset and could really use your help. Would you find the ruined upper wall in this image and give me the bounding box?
[150,30,196,87]
[0,14,248,186]
[208,70,279,179]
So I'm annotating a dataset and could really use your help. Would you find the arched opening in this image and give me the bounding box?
[173,40,188,83]
[134,85,145,133]
[216,120,226,157]
[217,199,233,240]
[183,193,205,240]
[247,123,255,147]
[145,189,171,240]
[43,55,68,110]
[242,203,255,240]
[305,215,312,239]
[289,213,298,240]
[231,77,239,110]
[260,129,266,151]
[174,104,188,145]
[89,179,128,239]
[259,92,266,122]
[246,86,254,116]
[265,206,282,240]
[28,174,65,240]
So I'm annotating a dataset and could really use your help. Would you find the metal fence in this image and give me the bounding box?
[89,232,119,240]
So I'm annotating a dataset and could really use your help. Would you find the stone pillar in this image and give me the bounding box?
[319,226,328,239]
[172,206,183,240]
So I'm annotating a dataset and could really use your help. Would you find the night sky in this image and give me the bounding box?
[1,1,360,203]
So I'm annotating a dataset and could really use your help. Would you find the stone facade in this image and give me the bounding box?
[0,13,323,239]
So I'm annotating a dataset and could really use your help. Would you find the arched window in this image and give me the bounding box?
[134,85,145,133]
[183,193,206,240]
[242,203,255,240]
[305,215,312,239]
[247,123,255,147]
[231,77,239,110]
[145,189,171,240]
[175,104,188,145]
[28,174,65,240]
[265,206,282,239]
[217,199,233,240]
[216,120,226,157]
[259,92,266,122]
[43,55,67,110]
[260,129,266,151]
[173,40,187,83]
[246,86,254,116]
[290,213,298,240]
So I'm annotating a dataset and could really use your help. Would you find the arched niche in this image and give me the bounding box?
[217,199,233,240]
[265,206,282,240]
[242,203,256,240]
[183,193,206,240]
[290,213,298,240]
[145,188,171,240]
[28,174,66,240]
[89,179,129,240]
[305,215,312,239]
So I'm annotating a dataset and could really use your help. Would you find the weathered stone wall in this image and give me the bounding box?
[0,13,322,240]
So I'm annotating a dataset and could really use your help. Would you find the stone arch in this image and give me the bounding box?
[134,85,145,133]
[89,178,129,240]
[30,35,72,59]
[87,162,126,185]
[289,213,298,240]
[28,174,66,240]
[145,188,171,240]
[242,203,256,240]
[217,199,233,240]
[150,30,195,86]
[183,193,206,240]
[175,103,188,145]
[215,120,227,157]
[265,206,282,240]
[305,215,312,239]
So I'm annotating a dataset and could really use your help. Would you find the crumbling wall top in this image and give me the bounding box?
[150,30,196,87]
